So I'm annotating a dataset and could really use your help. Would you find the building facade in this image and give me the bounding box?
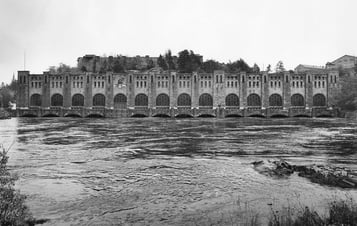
[17,68,341,118]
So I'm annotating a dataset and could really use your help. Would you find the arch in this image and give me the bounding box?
[313,94,326,107]
[225,94,239,107]
[247,94,261,107]
[291,94,305,107]
[135,93,148,107]
[177,93,191,107]
[156,93,170,107]
[30,94,42,106]
[51,94,63,106]
[93,94,106,106]
[114,93,127,109]
[72,94,84,106]
[269,94,283,107]
[199,93,213,107]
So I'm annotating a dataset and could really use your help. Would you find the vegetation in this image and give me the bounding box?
[0,144,34,225]
[0,76,17,108]
[268,198,357,226]
[275,61,285,73]
[333,75,357,111]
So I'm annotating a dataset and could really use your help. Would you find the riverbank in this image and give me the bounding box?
[0,108,10,119]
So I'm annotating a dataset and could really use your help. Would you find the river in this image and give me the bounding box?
[0,117,357,225]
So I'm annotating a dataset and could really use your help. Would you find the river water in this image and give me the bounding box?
[1,117,357,225]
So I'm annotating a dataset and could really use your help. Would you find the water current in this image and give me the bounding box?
[0,117,357,225]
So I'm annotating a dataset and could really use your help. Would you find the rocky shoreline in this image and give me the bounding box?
[0,109,10,119]
[252,159,357,189]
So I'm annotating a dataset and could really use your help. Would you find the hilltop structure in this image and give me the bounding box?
[16,55,341,118]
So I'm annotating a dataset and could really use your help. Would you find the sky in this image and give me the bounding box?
[1,0,357,84]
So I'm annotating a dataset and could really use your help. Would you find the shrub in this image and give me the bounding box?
[0,144,33,225]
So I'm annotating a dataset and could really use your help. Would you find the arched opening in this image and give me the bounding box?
[293,115,310,118]
[30,94,42,106]
[269,94,283,107]
[72,94,84,106]
[175,114,193,118]
[153,114,170,118]
[43,114,59,117]
[313,94,326,107]
[131,114,147,118]
[270,114,288,118]
[197,114,215,118]
[51,94,63,106]
[93,94,106,107]
[199,93,213,107]
[225,94,239,107]
[114,94,127,109]
[21,114,38,117]
[247,94,261,107]
[156,93,170,107]
[291,94,305,107]
[225,114,243,118]
[135,94,148,107]
[86,114,104,118]
[248,114,265,118]
[64,113,82,118]
[177,93,191,107]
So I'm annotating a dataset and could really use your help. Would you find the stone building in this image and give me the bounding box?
[17,65,341,118]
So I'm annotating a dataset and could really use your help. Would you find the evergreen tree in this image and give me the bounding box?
[275,61,285,73]
[157,55,168,70]
[165,50,176,70]
[252,63,260,73]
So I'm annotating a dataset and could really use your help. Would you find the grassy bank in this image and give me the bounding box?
[267,198,357,226]
[0,144,36,225]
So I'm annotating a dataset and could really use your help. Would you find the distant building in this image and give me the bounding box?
[295,64,325,73]
[326,55,357,70]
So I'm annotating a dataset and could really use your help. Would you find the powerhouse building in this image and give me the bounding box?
[16,68,340,118]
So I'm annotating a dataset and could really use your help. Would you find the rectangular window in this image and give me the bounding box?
[31,82,34,87]
[166,81,168,87]
[56,82,58,88]
[102,81,104,87]
[158,81,160,87]
[94,82,97,88]
[60,82,62,88]
[73,82,75,88]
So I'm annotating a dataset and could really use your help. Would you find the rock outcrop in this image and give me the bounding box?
[252,159,357,189]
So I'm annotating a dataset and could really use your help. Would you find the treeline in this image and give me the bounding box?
[71,49,272,74]
[0,77,17,108]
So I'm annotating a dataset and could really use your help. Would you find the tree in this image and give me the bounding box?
[226,59,251,73]
[165,50,176,70]
[275,61,285,73]
[201,60,223,73]
[333,76,357,111]
[157,55,168,70]
[266,64,271,72]
[252,63,260,73]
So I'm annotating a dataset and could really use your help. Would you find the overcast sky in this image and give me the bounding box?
[1,0,357,83]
